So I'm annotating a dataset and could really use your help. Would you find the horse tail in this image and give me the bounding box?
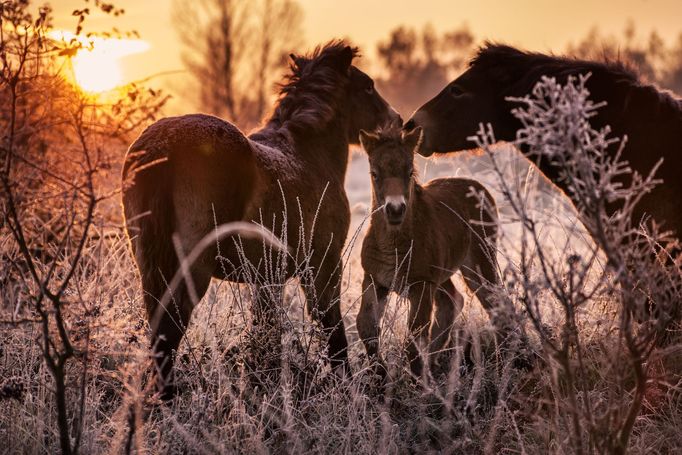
[122,137,178,326]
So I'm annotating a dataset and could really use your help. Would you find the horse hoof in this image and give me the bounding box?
[332,361,352,379]
[157,382,182,402]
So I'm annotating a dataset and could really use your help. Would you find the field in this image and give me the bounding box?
[3,142,681,454]
[2,3,682,453]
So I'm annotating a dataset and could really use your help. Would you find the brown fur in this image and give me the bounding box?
[122,41,400,398]
[357,126,499,377]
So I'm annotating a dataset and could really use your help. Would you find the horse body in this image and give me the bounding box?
[356,127,499,376]
[125,113,350,279]
[362,179,483,288]
[407,43,682,239]
[122,42,399,397]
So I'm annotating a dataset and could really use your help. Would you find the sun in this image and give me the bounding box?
[72,48,124,93]
[50,31,150,93]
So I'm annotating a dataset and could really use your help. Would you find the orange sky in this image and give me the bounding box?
[53,0,682,111]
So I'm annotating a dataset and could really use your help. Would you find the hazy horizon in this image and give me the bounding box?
[52,0,682,113]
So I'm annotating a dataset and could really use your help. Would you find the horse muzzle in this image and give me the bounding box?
[384,197,407,226]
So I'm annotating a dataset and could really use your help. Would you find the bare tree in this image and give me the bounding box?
[1,2,166,453]
[375,24,475,116]
[566,21,682,95]
[254,0,303,121]
[173,0,303,129]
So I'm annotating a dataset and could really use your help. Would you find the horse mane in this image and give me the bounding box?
[470,42,638,92]
[368,123,404,148]
[471,42,682,122]
[267,40,359,135]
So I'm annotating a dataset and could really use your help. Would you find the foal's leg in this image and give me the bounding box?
[430,278,464,356]
[460,239,500,326]
[357,274,389,374]
[407,281,436,377]
[461,238,530,359]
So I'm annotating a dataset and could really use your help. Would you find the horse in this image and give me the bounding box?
[122,41,400,398]
[405,42,682,245]
[356,125,499,377]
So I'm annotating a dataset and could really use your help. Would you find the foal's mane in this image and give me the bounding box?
[369,124,421,182]
[268,40,359,134]
[369,123,405,148]
[471,42,682,119]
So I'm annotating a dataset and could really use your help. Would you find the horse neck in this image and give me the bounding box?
[255,116,351,177]
[515,79,682,196]
[607,84,682,155]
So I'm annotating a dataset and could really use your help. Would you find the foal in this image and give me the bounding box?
[357,126,499,377]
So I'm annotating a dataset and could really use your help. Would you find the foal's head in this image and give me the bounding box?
[359,126,423,226]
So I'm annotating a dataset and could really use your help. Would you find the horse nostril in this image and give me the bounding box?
[386,202,406,218]
[404,119,416,131]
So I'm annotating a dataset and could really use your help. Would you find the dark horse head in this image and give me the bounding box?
[404,42,682,234]
[269,41,401,144]
[405,42,653,156]
[359,125,423,226]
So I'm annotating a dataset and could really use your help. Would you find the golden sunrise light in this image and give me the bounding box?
[5,1,682,453]
[49,30,150,93]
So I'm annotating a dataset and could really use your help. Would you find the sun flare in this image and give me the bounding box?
[50,31,150,93]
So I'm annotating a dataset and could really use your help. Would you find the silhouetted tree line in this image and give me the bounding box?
[374,24,475,116]
[175,9,682,127]
[567,21,682,95]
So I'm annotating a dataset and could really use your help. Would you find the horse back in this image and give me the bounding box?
[122,114,260,283]
[421,177,497,227]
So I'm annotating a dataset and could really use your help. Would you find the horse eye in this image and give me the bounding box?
[449,85,464,97]
[370,170,378,180]
[365,85,374,95]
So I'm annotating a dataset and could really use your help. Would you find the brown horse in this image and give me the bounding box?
[122,41,400,397]
[357,125,499,377]
[406,42,682,244]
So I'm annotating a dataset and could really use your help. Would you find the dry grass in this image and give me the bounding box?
[2,4,681,453]
[2,162,681,454]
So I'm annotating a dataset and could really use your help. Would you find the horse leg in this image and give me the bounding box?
[407,281,435,377]
[461,241,534,367]
[430,278,464,358]
[460,239,502,331]
[357,274,389,375]
[303,264,349,372]
[144,250,213,400]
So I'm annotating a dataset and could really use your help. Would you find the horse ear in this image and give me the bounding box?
[338,45,354,70]
[325,45,354,73]
[402,126,423,153]
[359,130,379,152]
[289,53,307,70]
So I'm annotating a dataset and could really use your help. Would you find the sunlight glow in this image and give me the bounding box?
[49,31,150,93]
